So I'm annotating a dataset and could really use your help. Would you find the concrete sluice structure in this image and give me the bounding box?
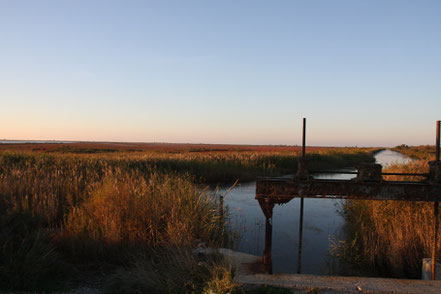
[253,120,441,289]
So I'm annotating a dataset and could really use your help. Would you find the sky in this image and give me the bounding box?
[1,0,440,147]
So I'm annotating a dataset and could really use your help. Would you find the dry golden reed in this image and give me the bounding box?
[344,155,439,278]
[0,148,375,291]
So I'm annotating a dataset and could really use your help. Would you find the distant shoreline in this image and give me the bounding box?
[0,141,375,153]
[0,140,77,144]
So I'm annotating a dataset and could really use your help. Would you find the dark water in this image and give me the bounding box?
[216,149,412,275]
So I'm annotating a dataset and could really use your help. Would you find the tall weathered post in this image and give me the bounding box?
[432,120,441,280]
[436,120,440,162]
[297,118,306,274]
[302,118,306,158]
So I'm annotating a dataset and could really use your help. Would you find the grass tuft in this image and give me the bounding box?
[0,212,68,291]
[104,248,238,294]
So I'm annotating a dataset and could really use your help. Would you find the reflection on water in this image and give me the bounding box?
[374,149,413,167]
[216,149,412,275]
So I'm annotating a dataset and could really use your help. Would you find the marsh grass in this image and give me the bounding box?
[392,145,437,161]
[0,148,375,291]
[60,170,229,261]
[0,154,230,290]
[342,158,439,278]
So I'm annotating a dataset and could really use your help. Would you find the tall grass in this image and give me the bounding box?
[342,158,439,278]
[0,152,230,291]
[0,148,376,291]
[0,147,376,184]
[60,170,228,261]
[392,144,437,160]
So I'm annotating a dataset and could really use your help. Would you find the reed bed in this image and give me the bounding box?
[342,155,439,278]
[392,145,437,160]
[0,147,375,291]
[1,147,376,182]
[0,153,229,291]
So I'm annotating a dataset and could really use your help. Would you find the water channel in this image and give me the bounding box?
[218,149,413,275]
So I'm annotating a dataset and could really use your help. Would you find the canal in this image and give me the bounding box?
[218,149,413,275]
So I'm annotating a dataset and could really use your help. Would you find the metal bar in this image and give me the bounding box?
[382,172,429,177]
[302,118,306,158]
[256,178,441,202]
[436,120,440,162]
[297,197,304,274]
[309,171,429,177]
[433,120,440,279]
[433,201,439,280]
[310,171,358,174]
[297,118,306,273]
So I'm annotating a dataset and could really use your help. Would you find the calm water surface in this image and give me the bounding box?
[217,149,412,275]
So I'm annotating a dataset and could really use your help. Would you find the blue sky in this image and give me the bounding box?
[1,0,440,146]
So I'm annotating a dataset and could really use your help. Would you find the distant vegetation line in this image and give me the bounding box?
[1,148,376,184]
